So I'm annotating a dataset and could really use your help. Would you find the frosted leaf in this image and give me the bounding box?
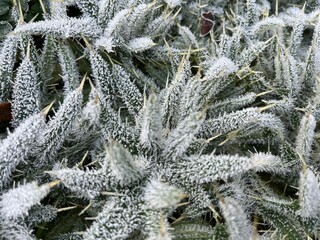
[40,35,57,84]
[14,18,102,39]
[72,91,101,139]
[163,111,205,159]
[199,108,284,139]
[172,222,215,239]
[58,43,80,95]
[94,36,114,52]
[219,197,252,240]
[0,182,51,220]
[208,92,257,117]
[162,57,191,126]
[36,88,83,166]
[250,153,282,172]
[205,57,238,81]
[26,205,57,226]
[198,108,260,138]
[0,221,35,240]
[143,209,172,240]
[251,17,284,34]
[89,50,113,99]
[295,113,316,161]
[246,0,258,25]
[177,153,281,184]
[126,3,152,37]
[97,0,117,27]
[103,8,130,37]
[298,168,320,218]
[164,0,181,8]
[140,92,163,150]
[145,12,176,37]
[127,37,156,53]
[48,1,68,19]
[0,35,19,101]
[105,141,143,185]
[84,196,143,239]
[112,65,143,115]
[289,21,305,57]
[0,114,45,189]
[49,167,116,199]
[178,26,198,47]
[144,179,185,209]
[12,57,40,127]
[236,41,270,67]
[100,101,139,152]
[76,0,99,18]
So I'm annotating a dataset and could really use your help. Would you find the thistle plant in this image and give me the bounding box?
[0,0,320,239]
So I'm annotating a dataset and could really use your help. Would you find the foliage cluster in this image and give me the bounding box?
[0,0,320,239]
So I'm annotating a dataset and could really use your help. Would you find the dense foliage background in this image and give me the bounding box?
[0,0,320,239]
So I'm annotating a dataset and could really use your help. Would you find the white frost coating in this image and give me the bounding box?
[0,114,45,189]
[0,35,18,101]
[251,153,282,172]
[0,182,51,220]
[12,57,40,126]
[179,26,198,47]
[104,9,130,37]
[299,168,320,218]
[205,57,238,81]
[106,141,143,185]
[164,0,181,8]
[178,153,281,184]
[140,92,163,149]
[295,113,316,161]
[219,198,252,240]
[251,17,284,34]
[127,37,156,53]
[144,179,185,209]
[14,18,102,39]
[163,111,204,158]
[95,36,114,52]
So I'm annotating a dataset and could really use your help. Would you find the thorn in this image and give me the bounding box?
[28,13,39,23]
[148,0,158,9]
[206,134,222,143]
[77,151,89,168]
[18,0,24,25]
[82,35,92,51]
[100,191,126,196]
[172,7,182,19]
[42,100,55,116]
[78,202,92,216]
[26,41,30,60]
[171,214,186,225]
[258,104,276,112]
[208,204,221,223]
[88,78,95,90]
[93,94,100,104]
[218,138,229,146]
[47,179,61,188]
[79,74,87,91]
[38,0,47,15]
[256,90,273,97]
[164,10,173,20]
[176,201,189,207]
[57,206,77,212]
